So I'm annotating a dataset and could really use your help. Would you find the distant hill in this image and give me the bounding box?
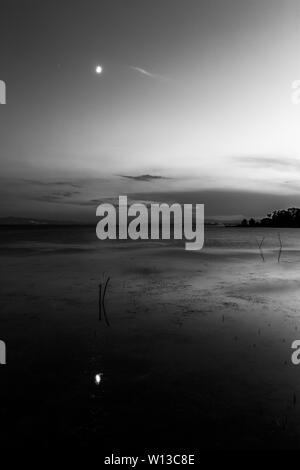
[0,216,240,228]
[0,217,91,226]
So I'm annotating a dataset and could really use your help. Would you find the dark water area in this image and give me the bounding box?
[1,226,300,452]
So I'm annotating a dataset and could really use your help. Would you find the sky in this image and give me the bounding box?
[1,0,300,222]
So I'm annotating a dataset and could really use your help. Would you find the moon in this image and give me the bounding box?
[95,65,103,74]
[95,373,102,385]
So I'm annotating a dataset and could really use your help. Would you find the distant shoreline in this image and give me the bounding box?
[3,223,300,229]
[0,224,94,228]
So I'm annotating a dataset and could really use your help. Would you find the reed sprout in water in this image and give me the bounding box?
[277,233,283,263]
[98,272,111,326]
[256,236,265,262]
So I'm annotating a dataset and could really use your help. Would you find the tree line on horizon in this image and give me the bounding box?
[240,207,300,227]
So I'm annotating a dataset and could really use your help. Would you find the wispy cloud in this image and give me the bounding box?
[234,156,300,170]
[130,66,168,82]
[23,179,82,188]
[119,174,170,182]
[31,190,80,203]
[73,196,162,208]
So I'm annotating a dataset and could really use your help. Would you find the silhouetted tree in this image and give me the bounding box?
[253,208,300,227]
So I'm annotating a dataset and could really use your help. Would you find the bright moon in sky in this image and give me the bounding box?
[95,373,102,385]
[95,65,103,74]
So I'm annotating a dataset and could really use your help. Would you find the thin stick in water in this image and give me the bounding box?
[256,236,265,262]
[102,276,110,303]
[278,233,283,263]
[98,283,102,320]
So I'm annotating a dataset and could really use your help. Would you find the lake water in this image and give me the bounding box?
[1,225,300,450]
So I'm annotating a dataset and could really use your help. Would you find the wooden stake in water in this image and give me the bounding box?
[278,233,283,263]
[256,236,265,262]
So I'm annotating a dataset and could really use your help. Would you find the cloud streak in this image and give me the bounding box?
[23,179,82,188]
[234,156,300,170]
[31,189,80,203]
[119,174,170,182]
[130,66,168,82]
